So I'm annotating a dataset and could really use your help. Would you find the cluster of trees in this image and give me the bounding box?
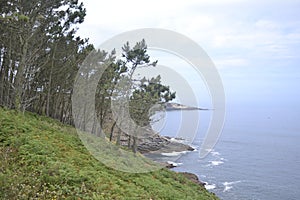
[0,0,175,153]
[0,0,89,124]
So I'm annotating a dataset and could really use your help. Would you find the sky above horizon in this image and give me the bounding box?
[77,0,300,108]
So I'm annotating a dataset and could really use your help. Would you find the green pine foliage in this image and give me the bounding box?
[0,107,218,200]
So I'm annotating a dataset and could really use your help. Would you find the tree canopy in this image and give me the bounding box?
[0,1,176,153]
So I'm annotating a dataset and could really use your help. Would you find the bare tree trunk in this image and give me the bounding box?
[0,50,6,106]
[128,135,131,148]
[132,125,139,154]
[60,94,65,122]
[46,69,52,116]
[14,37,28,111]
[46,44,56,116]
[116,128,121,146]
[132,136,138,154]
[109,120,117,142]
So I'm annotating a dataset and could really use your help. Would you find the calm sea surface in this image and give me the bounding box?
[152,103,300,200]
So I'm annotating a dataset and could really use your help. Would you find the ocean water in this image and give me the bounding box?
[152,104,300,200]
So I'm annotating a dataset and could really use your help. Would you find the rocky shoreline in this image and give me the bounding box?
[138,134,194,154]
[136,133,210,190]
[179,172,206,186]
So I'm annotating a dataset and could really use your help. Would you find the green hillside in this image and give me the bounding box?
[0,107,218,200]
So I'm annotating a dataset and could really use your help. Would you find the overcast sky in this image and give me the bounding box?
[77,0,300,107]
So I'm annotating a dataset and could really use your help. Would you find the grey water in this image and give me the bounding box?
[152,103,300,200]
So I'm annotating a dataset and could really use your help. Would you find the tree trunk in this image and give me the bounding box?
[14,37,28,111]
[0,49,6,106]
[46,68,53,116]
[46,44,56,116]
[132,136,138,154]
[128,135,131,148]
[109,120,117,142]
[116,128,121,146]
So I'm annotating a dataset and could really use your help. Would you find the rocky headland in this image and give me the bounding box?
[165,102,209,111]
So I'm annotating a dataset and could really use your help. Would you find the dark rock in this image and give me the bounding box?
[179,172,205,186]
[138,134,194,154]
[165,162,177,169]
[187,146,195,151]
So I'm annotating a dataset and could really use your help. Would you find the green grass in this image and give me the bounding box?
[0,107,218,200]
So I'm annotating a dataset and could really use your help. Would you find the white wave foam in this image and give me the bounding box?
[205,148,213,152]
[223,181,242,185]
[223,185,232,192]
[222,181,241,192]
[209,160,224,166]
[170,137,185,143]
[161,151,187,157]
[190,145,198,151]
[204,183,216,190]
[167,161,183,167]
[211,151,220,156]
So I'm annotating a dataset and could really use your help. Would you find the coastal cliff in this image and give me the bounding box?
[0,107,219,199]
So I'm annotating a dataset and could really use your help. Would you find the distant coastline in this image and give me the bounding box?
[165,102,210,111]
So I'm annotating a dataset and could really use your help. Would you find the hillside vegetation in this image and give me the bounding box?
[0,107,218,200]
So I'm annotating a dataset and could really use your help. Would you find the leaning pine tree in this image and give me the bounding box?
[113,39,176,153]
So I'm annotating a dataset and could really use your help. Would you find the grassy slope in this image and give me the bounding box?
[0,107,218,200]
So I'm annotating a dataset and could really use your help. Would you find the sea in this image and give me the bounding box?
[151,103,300,200]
